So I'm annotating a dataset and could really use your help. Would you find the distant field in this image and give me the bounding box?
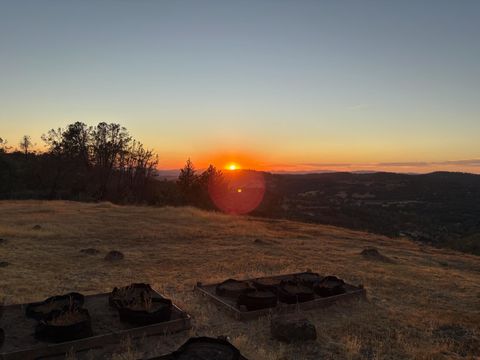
[0,201,479,359]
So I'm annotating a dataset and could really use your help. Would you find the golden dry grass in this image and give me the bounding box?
[0,200,479,359]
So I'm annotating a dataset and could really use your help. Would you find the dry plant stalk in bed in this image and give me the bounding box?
[0,201,479,359]
[48,309,86,327]
[127,293,153,312]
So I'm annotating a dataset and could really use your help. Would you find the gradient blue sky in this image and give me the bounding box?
[0,0,479,172]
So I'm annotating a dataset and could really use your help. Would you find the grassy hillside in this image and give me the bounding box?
[0,201,479,359]
[257,171,480,255]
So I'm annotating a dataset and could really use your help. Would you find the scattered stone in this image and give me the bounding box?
[271,314,317,343]
[0,261,9,268]
[360,247,394,263]
[254,238,268,245]
[80,248,100,255]
[104,250,124,261]
[32,225,42,230]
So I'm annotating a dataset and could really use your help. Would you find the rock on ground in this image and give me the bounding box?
[271,313,317,343]
[104,250,125,261]
[360,247,394,263]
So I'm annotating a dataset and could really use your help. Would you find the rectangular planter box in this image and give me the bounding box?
[0,290,191,360]
[195,272,366,320]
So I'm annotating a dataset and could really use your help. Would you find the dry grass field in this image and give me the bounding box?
[0,200,479,359]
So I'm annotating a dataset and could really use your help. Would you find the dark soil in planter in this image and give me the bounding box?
[314,276,346,297]
[171,337,242,360]
[215,279,253,299]
[26,292,85,321]
[0,261,9,268]
[34,308,93,343]
[277,282,315,304]
[237,289,277,311]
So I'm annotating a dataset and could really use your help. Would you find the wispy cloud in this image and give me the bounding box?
[378,161,431,167]
[379,159,480,167]
[302,162,354,168]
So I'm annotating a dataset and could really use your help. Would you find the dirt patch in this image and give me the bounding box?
[0,262,9,268]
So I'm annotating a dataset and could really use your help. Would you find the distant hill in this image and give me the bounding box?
[253,171,480,255]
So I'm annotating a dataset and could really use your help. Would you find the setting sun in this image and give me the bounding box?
[226,163,240,171]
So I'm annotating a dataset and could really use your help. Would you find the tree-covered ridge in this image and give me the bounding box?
[0,122,222,207]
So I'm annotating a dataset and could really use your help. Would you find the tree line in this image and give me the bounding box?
[0,122,222,207]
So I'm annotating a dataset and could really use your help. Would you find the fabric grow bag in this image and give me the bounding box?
[215,279,252,299]
[118,298,173,326]
[109,283,158,309]
[314,276,346,297]
[237,289,278,311]
[294,272,322,288]
[277,282,315,304]
[34,308,93,343]
[252,277,282,291]
[26,292,84,321]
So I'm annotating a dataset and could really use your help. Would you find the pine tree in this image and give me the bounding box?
[177,158,197,196]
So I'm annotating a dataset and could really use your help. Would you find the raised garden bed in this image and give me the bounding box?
[195,272,366,320]
[0,287,191,360]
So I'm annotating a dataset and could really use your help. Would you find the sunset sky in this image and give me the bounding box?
[0,1,479,173]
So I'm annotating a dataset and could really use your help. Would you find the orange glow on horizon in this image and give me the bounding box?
[226,163,240,171]
[154,149,480,175]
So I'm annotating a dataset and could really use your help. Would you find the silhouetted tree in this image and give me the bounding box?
[197,164,224,208]
[177,158,198,202]
[19,135,32,157]
[42,122,91,166]
[1,121,171,204]
[89,123,131,199]
[0,137,7,153]
[40,121,159,201]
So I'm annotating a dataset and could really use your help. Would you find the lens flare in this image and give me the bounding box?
[208,170,265,215]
